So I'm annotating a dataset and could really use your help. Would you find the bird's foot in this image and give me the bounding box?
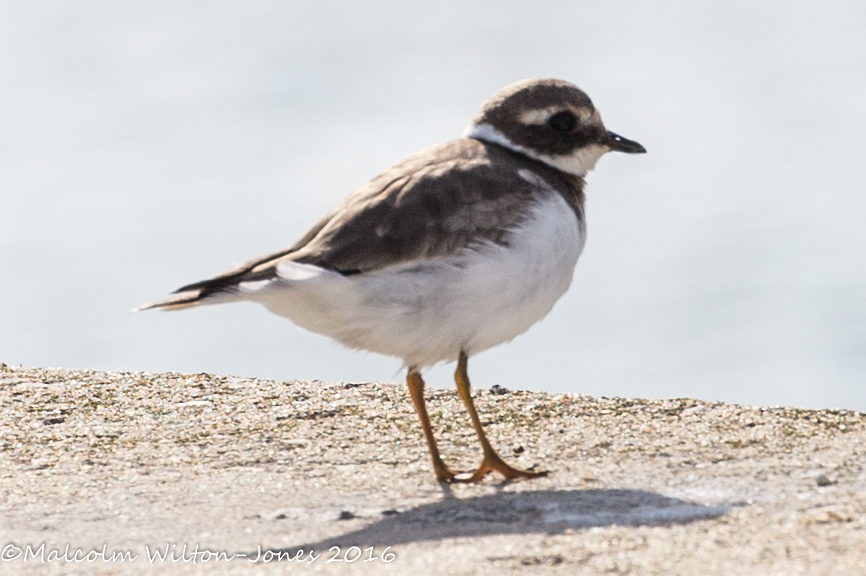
[432,460,461,483]
[450,450,547,483]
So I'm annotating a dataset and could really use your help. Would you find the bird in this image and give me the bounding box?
[134,78,645,482]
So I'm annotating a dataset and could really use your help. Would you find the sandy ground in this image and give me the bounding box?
[1,363,864,575]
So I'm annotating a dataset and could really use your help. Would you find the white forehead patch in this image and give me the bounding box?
[465,123,610,177]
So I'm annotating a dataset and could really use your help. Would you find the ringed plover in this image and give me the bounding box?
[135,78,646,482]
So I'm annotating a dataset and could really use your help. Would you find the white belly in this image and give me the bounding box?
[247,192,585,368]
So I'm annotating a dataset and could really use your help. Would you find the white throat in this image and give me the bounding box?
[465,123,607,177]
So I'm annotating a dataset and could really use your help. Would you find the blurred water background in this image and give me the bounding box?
[1,1,864,410]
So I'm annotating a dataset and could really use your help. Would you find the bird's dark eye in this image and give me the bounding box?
[547,111,577,133]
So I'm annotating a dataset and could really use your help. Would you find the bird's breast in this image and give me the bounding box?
[342,190,585,365]
[247,189,585,368]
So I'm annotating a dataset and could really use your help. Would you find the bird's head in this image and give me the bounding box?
[465,78,646,177]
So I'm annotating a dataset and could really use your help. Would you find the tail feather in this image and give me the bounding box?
[130,290,204,313]
[132,250,292,314]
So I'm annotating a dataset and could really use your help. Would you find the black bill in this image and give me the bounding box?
[605,131,646,154]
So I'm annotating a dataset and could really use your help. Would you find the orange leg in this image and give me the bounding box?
[407,369,458,482]
[452,351,547,482]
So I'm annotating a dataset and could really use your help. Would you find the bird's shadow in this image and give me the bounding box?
[253,487,729,559]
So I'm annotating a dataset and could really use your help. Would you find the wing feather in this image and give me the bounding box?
[138,139,583,310]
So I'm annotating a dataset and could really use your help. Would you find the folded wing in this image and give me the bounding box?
[133,140,559,311]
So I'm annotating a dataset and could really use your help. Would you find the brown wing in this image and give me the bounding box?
[287,140,544,274]
[137,139,577,310]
